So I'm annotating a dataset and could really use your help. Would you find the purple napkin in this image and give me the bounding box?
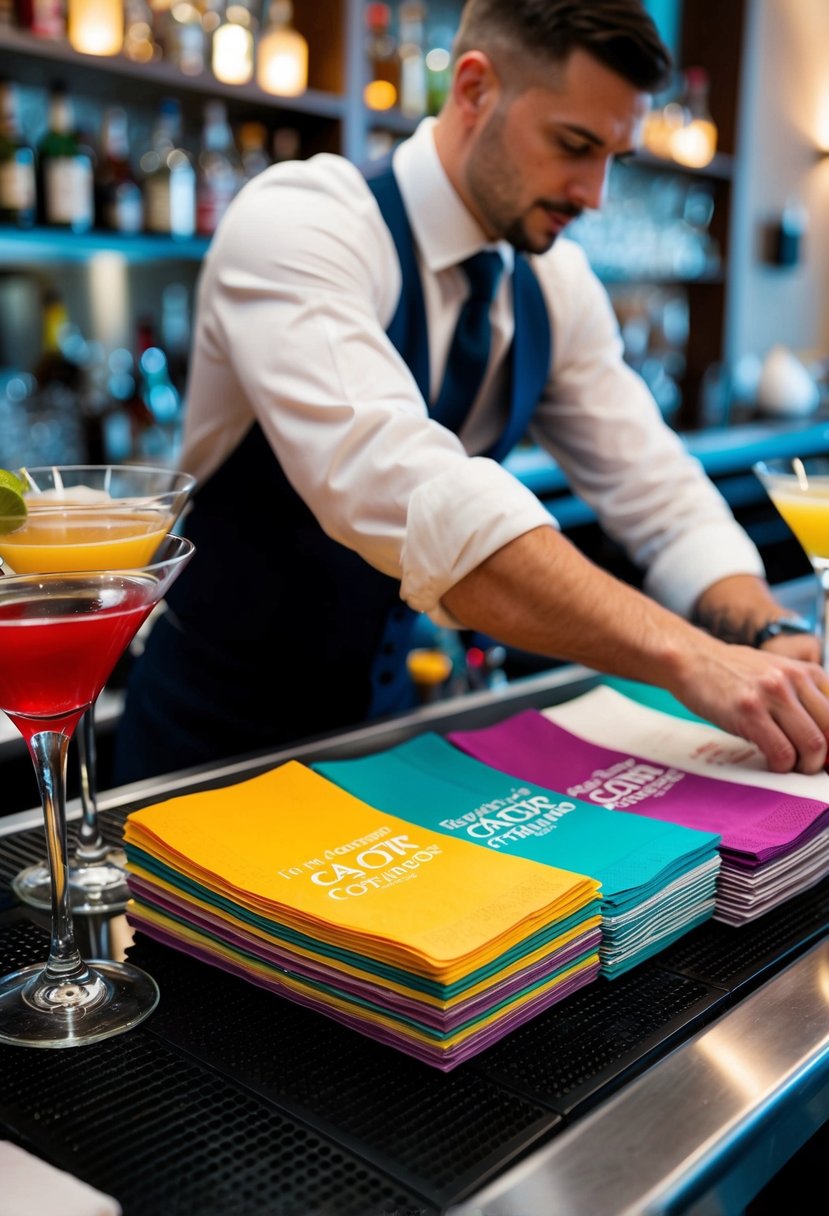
[449,710,829,866]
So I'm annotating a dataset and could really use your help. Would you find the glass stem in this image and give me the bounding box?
[76,705,105,858]
[29,730,88,985]
[819,569,829,671]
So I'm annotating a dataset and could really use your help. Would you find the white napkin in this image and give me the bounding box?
[0,1143,121,1216]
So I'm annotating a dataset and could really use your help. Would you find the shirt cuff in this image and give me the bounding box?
[644,522,766,618]
[400,457,556,618]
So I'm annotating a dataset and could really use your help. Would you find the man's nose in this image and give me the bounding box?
[566,158,611,212]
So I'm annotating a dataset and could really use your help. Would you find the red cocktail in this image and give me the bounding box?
[0,536,194,1048]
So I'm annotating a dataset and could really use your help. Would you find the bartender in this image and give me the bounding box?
[114,0,828,786]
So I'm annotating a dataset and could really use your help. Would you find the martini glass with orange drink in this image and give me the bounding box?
[0,465,195,914]
[0,531,194,1046]
[753,457,827,661]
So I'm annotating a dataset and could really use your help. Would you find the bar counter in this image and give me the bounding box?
[2,647,829,1216]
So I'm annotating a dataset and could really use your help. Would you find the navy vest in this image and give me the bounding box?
[164,163,551,746]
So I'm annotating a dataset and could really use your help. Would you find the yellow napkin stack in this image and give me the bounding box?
[125,761,601,1069]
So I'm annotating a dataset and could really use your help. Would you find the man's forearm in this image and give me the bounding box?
[440,524,701,688]
[440,526,829,776]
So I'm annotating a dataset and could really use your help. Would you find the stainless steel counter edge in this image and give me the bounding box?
[449,938,829,1216]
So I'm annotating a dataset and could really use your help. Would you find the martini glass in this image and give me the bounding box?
[0,534,194,1046]
[0,464,195,914]
[753,457,828,663]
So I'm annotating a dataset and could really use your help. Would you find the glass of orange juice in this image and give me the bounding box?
[754,457,828,663]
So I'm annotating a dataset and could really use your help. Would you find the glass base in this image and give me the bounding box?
[0,959,159,1048]
[12,846,131,916]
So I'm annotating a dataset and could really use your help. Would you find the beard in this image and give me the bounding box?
[465,109,583,255]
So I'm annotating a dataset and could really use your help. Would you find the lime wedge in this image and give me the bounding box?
[0,468,28,535]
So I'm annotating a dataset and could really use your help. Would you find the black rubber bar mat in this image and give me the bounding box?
[127,932,561,1211]
[469,959,724,1117]
[653,874,829,990]
[0,918,438,1216]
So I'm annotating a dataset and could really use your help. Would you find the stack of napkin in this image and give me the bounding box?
[316,733,720,978]
[451,685,829,927]
[124,761,601,1071]
[544,681,829,926]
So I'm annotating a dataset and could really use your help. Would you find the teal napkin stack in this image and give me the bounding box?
[315,732,720,978]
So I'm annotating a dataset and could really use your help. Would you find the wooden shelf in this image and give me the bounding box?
[629,149,735,181]
[0,28,347,124]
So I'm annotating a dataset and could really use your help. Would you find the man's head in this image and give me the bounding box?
[434,0,672,254]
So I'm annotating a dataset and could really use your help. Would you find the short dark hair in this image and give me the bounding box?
[453,0,673,93]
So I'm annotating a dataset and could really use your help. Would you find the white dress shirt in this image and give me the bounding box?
[182,118,763,624]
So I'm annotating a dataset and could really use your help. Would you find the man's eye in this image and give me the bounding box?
[559,139,592,157]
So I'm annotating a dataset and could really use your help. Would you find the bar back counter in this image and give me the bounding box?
[1,657,828,1216]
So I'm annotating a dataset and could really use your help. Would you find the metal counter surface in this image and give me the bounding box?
[1,659,829,1216]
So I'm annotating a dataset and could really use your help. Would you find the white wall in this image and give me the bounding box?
[728,0,829,365]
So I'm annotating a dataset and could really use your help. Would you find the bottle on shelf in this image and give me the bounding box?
[0,79,37,229]
[271,125,301,163]
[66,0,124,56]
[195,98,242,237]
[364,2,399,111]
[18,0,66,39]
[397,1,427,119]
[159,281,191,397]
[670,67,718,169]
[151,0,206,76]
[212,0,257,86]
[95,106,143,234]
[37,83,95,233]
[123,0,161,62]
[32,288,83,393]
[238,120,271,183]
[256,0,308,98]
[140,96,197,239]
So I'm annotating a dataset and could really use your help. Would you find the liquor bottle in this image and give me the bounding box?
[670,67,718,169]
[272,126,301,163]
[32,288,82,392]
[140,97,196,239]
[212,0,257,86]
[0,80,37,229]
[20,0,66,39]
[398,2,427,119]
[195,99,242,237]
[364,2,399,111]
[37,84,94,233]
[152,0,206,75]
[159,281,191,397]
[256,0,308,97]
[238,121,271,183]
[95,107,143,234]
[123,0,161,62]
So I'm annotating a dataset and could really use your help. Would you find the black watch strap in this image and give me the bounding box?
[753,615,813,647]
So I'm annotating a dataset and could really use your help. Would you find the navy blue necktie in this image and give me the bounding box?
[433,250,504,434]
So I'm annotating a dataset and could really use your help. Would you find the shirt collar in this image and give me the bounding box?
[393,117,515,276]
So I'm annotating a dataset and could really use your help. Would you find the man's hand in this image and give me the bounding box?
[669,641,829,775]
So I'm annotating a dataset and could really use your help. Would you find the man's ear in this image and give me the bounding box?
[451,51,500,124]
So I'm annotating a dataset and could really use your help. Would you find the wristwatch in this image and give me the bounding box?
[752,615,814,647]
